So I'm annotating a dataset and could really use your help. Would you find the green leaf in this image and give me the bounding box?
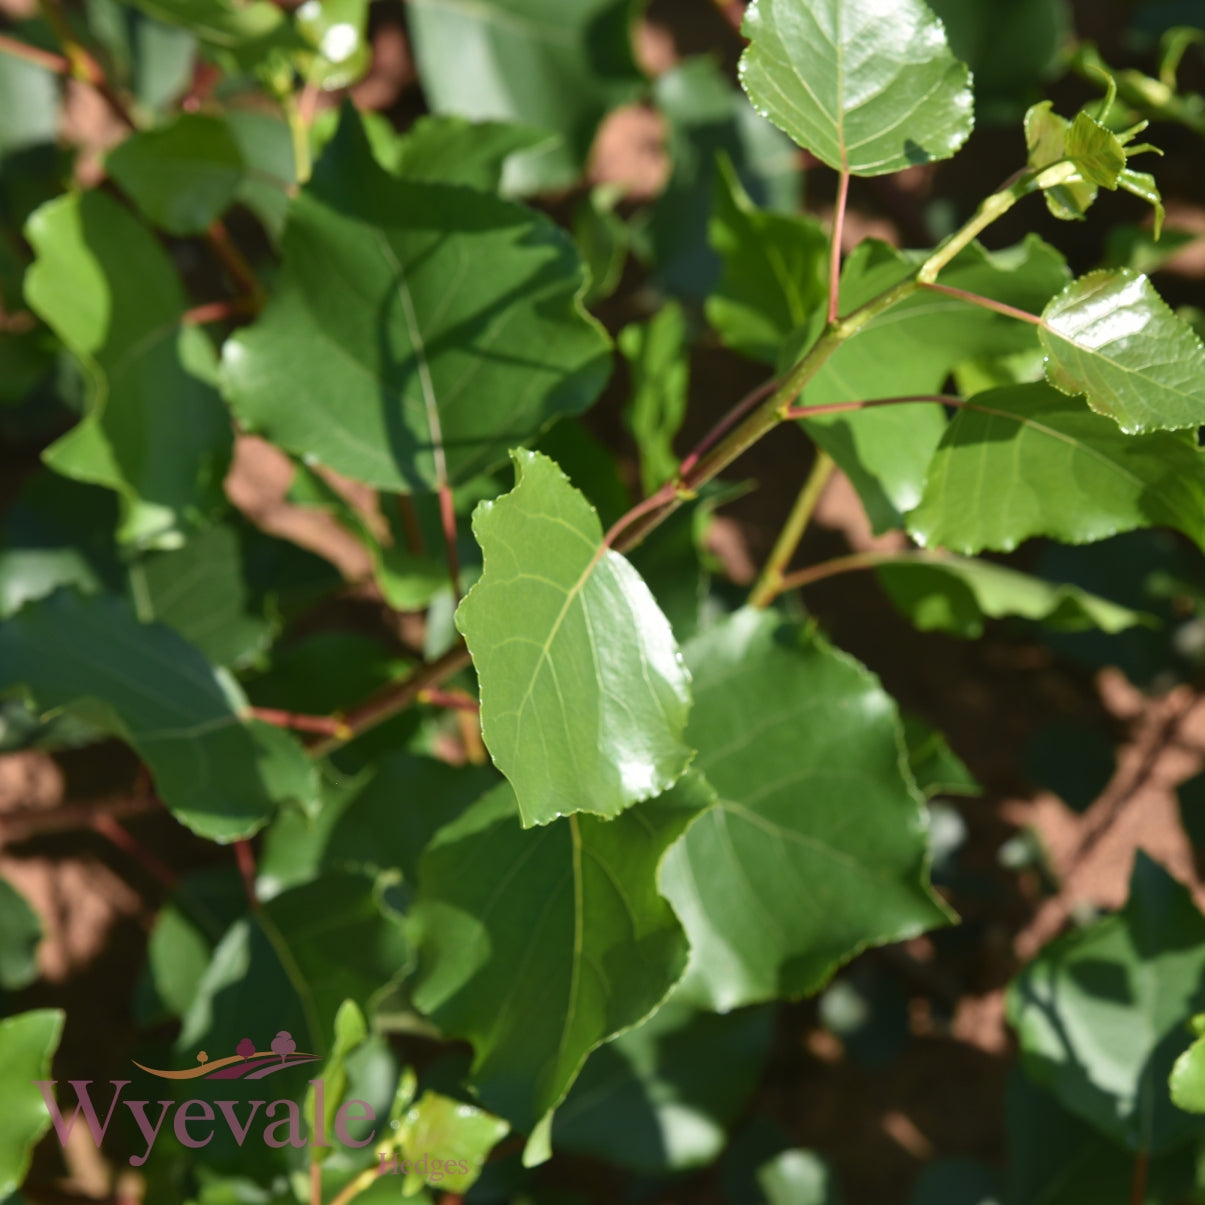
[24,190,231,547]
[393,1091,509,1195]
[706,155,827,364]
[647,56,802,298]
[381,114,556,195]
[1118,168,1165,239]
[411,775,709,1135]
[799,236,1069,533]
[738,0,974,175]
[179,871,408,1058]
[619,302,690,496]
[456,450,693,828]
[126,516,339,669]
[1008,852,1205,1153]
[1024,101,1098,222]
[573,184,628,306]
[225,110,296,240]
[120,0,302,69]
[0,590,317,842]
[294,0,370,91]
[553,1000,775,1173]
[901,714,979,799]
[907,383,1205,554]
[1040,269,1205,434]
[0,877,41,990]
[874,553,1148,639]
[106,113,244,235]
[927,0,1069,118]
[305,999,368,1164]
[0,1009,64,1197]
[1005,1068,1198,1205]
[1065,110,1127,187]
[222,108,610,494]
[0,44,59,154]
[660,608,951,1012]
[0,472,122,620]
[404,0,643,192]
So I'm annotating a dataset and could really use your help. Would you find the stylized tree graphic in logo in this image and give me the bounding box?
[271,1030,296,1063]
[133,1028,317,1080]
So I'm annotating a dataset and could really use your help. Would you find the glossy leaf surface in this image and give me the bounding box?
[456,450,692,827]
[739,0,974,175]
[1040,269,1205,435]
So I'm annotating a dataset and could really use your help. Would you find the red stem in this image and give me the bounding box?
[919,281,1043,326]
[829,167,850,324]
[438,481,462,605]
[784,393,964,421]
[183,297,258,326]
[396,494,428,557]
[0,31,70,75]
[205,220,265,308]
[676,374,779,480]
[90,814,178,889]
[419,688,479,713]
[246,706,350,737]
[233,840,258,910]
[1130,1150,1148,1204]
[604,481,677,549]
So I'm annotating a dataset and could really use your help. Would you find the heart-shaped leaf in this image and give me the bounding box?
[659,608,951,1012]
[457,449,693,828]
[738,0,974,175]
[411,775,709,1134]
[1040,269,1205,434]
[222,107,611,495]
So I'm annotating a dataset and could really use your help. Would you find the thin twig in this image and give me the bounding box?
[246,706,351,738]
[918,281,1043,326]
[776,550,896,594]
[205,220,265,309]
[37,0,136,128]
[418,688,479,713]
[676,374,779,480]
[91,814,178,889]
[828,167,850,324]
[0,796,161,845]
[233,839,258,910]
[182,297,260,326]
[327,1165,383,1205]
[748,451,835,607]
[306,644,473,759]
[1130,1149,1149,1205]
[437,482,462,606]
[396,495,428,557]
[0,31,70,75]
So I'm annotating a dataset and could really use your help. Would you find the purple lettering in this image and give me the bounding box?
[334,1099,376,1148]
[263,1099,305,1148]
[125,1100,173,1167]
[173,1099,214,1149]
[215,1100,264,1146]
[34,1081,129,1149]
